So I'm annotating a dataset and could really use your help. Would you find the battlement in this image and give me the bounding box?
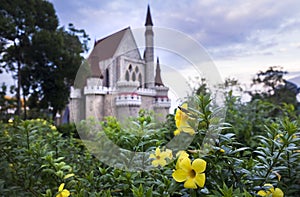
[84,86,115,95]
[137,88,156,96]
[115,94,142,106]
[70,87,82,98]
[153,97,171,108]
[117,81,140,87]
[155,85,169,91]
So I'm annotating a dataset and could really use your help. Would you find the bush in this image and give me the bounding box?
[0,94,299,196]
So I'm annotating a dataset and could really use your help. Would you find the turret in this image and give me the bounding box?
[144,5,154,88]
[155,57,164,86]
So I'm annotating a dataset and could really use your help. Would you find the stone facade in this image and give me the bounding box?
[69,6,170,123]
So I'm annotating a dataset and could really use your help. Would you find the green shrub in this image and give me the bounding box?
[0,94,299,196]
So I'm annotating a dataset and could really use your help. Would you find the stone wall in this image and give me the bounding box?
[69,98,82,123]
[85,94,104,120]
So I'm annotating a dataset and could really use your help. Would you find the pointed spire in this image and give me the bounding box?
[145,5,153,26]
[155,57,164,86]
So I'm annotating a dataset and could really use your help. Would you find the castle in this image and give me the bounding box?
[69,6,171,123]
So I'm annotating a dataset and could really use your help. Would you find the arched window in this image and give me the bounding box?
[125,70,130,81]
[132,72,136,81]
[135,66,139,73]
[105,68,109,87]
[128,64,132,72]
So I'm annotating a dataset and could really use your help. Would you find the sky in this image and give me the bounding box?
[47,0,300,82]
[1,0,300,97]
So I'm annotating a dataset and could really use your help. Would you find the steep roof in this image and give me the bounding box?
[91,27,129,61]
[155,57,164,86]
[145,5,153,26]
[88,27,129,77]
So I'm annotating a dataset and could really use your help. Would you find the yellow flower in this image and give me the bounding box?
[172,157,206,189]
[219,148,225,153]
[56,183,70,197]
[174,103,195,136]
[175,151,189,169]
[275,133,297,143]
[274,134,284,143]
[4,130,9,137]
[50,125,57,131]
[149,147,173,167]
[257,184,284,197]
[273,188,284,197]
[8,119,13,123]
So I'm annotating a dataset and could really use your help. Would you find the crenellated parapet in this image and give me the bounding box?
[70,87,82,99]
[84,86,115,95]
[154,96,171,108]
[115,93,142,106]
[117,80,139,93]
[137,88,156,96]
[154,85,169,97]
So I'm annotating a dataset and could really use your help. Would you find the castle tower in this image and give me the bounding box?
[144,5,154,88]
[69,6,171,124]
[154,57,171,121]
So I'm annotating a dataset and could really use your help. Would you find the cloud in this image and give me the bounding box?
[152,0,300,58]
[290,42,300,48]
[49,0,300,61]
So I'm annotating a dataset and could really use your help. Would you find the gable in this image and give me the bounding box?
[114,28,142,60]
[90,27,128,61]
[87,27,142,77]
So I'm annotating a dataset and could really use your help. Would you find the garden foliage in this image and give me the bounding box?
[0,94,299,196]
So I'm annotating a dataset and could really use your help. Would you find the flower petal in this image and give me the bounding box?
[192,159,207,173]
[61,189,70,197]
[179,157,192,171]
[176,150,189,158]
[257,190,267,196]
[175,103,189,128]
[58,183,65,192]
[194,173,205,188]
[273,188,284,197]
[155,147,161,156]
[160,152,169,159]
[182,126,195,135]
[263,184,274,193]
[172,169,187,182]
[149,153,156,159]
[181,103,188,109]
[184,178,197,189]
[158,159,167,167]
[174,129,181,136]
[175,151,189,169]
[152,160,159,167]
[165,149,173,159]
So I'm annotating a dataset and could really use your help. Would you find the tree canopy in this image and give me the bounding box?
[249,66,298,107]
[0,0,89,119]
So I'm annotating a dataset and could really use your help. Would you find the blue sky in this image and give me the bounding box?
[2,0,300,90]
[47,0,300,83]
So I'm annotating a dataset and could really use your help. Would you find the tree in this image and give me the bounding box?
[0,83,17,120]
[188,77,210,96]
[0,0,89,119]
[249,66,298,107]
[0,0,59,116]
